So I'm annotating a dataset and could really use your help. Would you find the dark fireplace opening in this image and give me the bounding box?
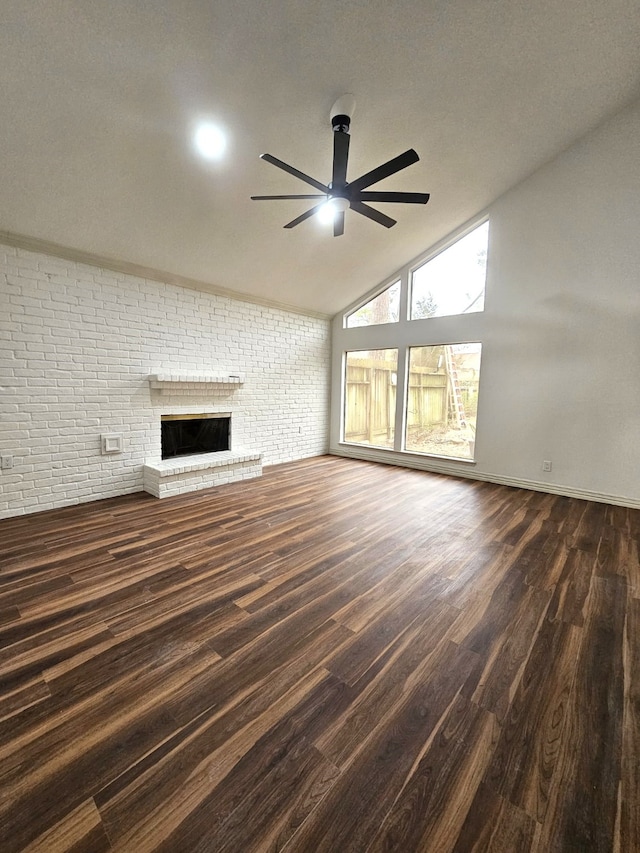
[161,414,230,460]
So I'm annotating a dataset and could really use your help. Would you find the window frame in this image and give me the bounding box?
[336,214,490,467]
[407,218,490,322]
[342,276,402,329]
[403,341,483,461]
[342,348,399,448]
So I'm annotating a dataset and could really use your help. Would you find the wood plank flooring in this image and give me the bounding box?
[0,455,638,852]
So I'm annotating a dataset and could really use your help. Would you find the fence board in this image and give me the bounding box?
[345,360,446,445]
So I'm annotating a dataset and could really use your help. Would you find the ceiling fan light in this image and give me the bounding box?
[318,196,349,225]
[317,199,339,225]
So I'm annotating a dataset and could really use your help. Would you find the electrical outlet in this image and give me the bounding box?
[542,460,552,472]
[1,454,14,469]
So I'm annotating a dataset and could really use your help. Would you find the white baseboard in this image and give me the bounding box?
[329,445,640,510]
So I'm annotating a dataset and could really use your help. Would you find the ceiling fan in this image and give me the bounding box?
[251,95,430,237]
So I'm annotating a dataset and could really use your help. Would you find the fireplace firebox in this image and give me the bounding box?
[161,413,230,460]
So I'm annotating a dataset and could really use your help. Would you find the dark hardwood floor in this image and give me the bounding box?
[0,455,638,852]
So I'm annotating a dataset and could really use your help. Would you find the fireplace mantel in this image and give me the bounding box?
[148,372,244,394]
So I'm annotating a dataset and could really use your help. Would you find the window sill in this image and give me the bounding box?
[338,441,477,465]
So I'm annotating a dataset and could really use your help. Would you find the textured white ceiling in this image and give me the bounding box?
[1,0,639,315]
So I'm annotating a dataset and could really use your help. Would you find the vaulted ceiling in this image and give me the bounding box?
[1,1,639,316]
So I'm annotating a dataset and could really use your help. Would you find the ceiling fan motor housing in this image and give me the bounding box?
[331,114,351,134]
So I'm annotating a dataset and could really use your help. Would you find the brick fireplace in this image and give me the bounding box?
[143,375,262,499]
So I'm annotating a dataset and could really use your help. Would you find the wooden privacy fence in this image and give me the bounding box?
[345,359,449,444]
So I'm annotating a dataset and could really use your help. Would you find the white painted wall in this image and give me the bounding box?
[0,251,330,517]
[330,97,640,507]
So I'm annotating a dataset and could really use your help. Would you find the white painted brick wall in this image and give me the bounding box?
[143,456,263,499]
[0,244,330,518]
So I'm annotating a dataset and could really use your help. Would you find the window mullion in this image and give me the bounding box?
[393,347,408,452]
[398,266,410,322]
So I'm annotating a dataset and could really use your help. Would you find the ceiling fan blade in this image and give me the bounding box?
[332,131,350,188]
[283,201,327,229]
[260,154,329,193]
[251,194,326,200]
[349,149,420,192]
[350,200,397,229]
[358,191,430,205]
[333,211,345,237]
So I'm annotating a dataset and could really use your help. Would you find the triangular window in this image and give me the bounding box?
[410,221,489,319]
[345,280,400,328]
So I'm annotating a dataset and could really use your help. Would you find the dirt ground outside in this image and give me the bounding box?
[406,423,476,460]
[358,421,477,460]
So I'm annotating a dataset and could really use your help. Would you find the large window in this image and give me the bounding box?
[345,281,400,328]
[343,349,398,448]
[410,221,489,319]
[338,218,489,466]
[405,343,482,460]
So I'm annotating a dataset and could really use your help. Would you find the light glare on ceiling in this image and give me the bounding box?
[194,123,226,160]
